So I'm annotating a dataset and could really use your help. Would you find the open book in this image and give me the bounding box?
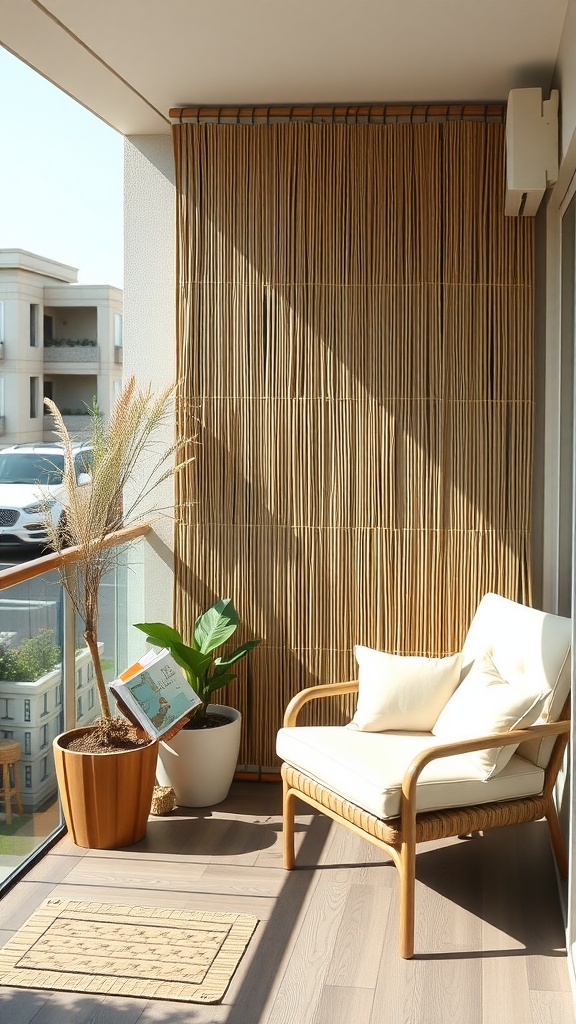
[109,648,201,740]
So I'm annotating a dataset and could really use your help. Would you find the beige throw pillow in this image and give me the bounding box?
[432,649,548,779]
[348,646,462,733]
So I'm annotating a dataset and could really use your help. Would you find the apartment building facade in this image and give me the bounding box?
[0,249,122,444]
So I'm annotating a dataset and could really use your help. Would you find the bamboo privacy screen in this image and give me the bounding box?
[172,116,534,769]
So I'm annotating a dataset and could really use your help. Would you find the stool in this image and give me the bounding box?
[0,740,23,825]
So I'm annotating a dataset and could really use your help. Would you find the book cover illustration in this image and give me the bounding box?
[110,649,200,739]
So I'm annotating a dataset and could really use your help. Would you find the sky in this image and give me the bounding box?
[0,47,124,289]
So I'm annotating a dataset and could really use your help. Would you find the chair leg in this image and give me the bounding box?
[398,839,416,959]
[545,801,568,878]
[1,764,11,827]
[282,780,296,870]
[13,763,22,817]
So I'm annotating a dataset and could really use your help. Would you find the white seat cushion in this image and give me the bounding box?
[276,726,545,821]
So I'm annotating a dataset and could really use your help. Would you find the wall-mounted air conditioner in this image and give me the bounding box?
[505,88,559,216]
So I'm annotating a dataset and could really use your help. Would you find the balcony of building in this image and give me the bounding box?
[0,532,573,1024]
[43,306,99,370]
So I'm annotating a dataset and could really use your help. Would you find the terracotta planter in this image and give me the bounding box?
[156,704,241,807]
[53,726,158,849]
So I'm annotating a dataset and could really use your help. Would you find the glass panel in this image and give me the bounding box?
[75,538,146,722]
[114,313,123,348]
[0,566,63,888]
[0,534,148,890]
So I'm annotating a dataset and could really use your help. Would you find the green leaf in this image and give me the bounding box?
[215,638,261,669]
[207,671,236,695]
[170,642,212,699]
[134,622,184,647]
[212,658,232,677]
[193,598,239,654]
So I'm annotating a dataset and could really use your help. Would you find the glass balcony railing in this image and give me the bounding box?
[0,525,149,892]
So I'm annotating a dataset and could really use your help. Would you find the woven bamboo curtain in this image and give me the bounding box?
[173,117,534,769]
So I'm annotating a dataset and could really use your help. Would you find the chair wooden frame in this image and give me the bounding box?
[281,680,570,958]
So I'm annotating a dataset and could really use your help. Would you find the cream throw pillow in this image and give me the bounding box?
[348,646,462,733]
[432,649,548,780]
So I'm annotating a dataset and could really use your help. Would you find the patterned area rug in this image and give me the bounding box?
[0,898,258,1003]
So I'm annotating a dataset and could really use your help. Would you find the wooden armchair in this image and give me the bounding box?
[277,594,571,958]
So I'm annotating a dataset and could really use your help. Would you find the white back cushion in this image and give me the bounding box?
[348,646,462,732]
[432,649,548,779]
[459,594,571,768]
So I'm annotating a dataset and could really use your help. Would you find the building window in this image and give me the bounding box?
[87,662,94,682]
[57,710,64,734]
[30,304,38,346]
[56,683,63,707]
[24,732,31,755]
[1,730,13,740]
[88,688,94,710]
[41,692,49,716]
[43,314,53,343]
[30,376,39,418]
[76,669,83,689]
[114,313,123,348]
[0,300,4,341]
[24,699,31,722]
[76,695,83,720]
[41,724,48,749]
[25,765,32,788]
[0,698,13,720]
[41,757,48,781]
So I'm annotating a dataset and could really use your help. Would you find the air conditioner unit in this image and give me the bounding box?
[505,88,559,216]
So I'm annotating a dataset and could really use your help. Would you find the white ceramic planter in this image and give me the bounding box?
[156,703,241,807]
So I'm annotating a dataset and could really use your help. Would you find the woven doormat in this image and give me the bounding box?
[0,898,258,1004]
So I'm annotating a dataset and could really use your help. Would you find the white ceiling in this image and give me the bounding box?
[0,0,570,134]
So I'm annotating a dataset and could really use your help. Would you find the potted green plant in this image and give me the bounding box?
[43,376,188,848]
[135,598,260,806]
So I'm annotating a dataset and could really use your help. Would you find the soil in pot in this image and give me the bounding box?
[183,710,233,730]
[64,716,149,753]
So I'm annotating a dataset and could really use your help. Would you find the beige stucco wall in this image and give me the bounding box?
[556,1,576,165]
[123,134,176,661]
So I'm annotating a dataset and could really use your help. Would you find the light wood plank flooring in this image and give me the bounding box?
[0,782,574,1024]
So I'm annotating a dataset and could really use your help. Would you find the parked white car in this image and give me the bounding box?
[0,443,93,547]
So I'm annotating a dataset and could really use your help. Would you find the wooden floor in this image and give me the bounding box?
[0,781,574,1024]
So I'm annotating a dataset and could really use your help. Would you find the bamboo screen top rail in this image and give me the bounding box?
[170,103,505,124]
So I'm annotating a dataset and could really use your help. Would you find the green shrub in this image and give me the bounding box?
[44,338,97,349]
[0,629,61,682]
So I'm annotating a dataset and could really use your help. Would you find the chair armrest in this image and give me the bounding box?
[400,718,570,840]
[283,680,358,727]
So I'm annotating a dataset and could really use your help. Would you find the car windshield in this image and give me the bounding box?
[0,453,65,486]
